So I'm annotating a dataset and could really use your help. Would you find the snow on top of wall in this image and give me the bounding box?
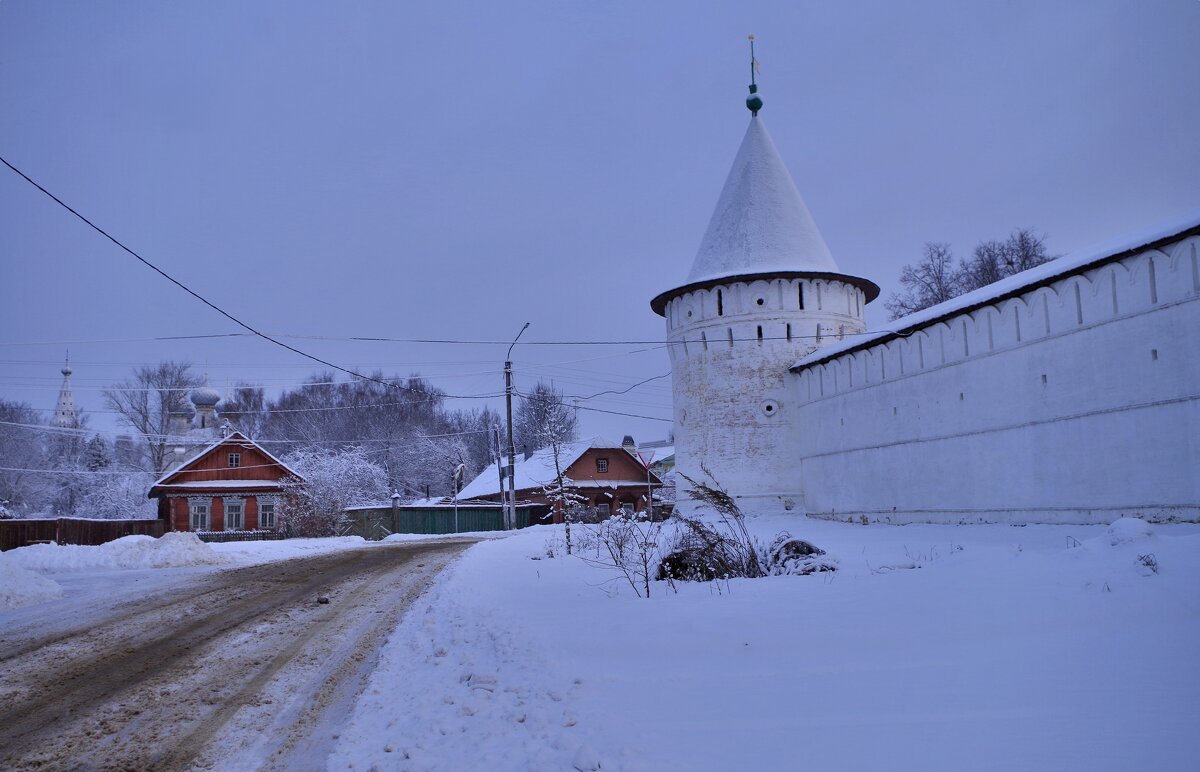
[457,437,629,499]
[793,209,1200,370]
[685,117,839,286]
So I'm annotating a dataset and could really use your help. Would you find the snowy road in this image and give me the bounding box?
[0,539,473,771]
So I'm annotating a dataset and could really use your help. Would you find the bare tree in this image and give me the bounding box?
[104,361,198,475]
[1000,228,1051,275]
[217,383,267,439]
[959,228,1052,294]
[885,242,963,320]
[514,381,577,455]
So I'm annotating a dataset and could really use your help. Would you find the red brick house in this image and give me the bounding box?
[148,431,302,532]
[457,437,661,522]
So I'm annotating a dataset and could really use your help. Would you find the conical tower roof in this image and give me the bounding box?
[687,116,838,283]
[651,111,877,316]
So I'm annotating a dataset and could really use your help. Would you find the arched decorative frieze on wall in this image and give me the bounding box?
[787,230,1200,524]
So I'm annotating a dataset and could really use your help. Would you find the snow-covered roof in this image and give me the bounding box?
[151,431,304,488]
[687,117,839,284]
[793,210,1200,371]
[153,480,285,490]
[457,437,640,499]
[650,116,879,315]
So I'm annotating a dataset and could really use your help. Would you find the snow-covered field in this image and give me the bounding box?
[3,518,1197,771]
[331,516,1200,772]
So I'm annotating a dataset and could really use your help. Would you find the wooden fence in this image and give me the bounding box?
[195,530,287,544]
[0,518,165,552]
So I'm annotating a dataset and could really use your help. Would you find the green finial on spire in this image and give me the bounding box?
[746,35,762,115]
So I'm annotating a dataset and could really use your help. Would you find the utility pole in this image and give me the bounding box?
[452,463,465,534]
[493,425,506,524]
[505,322,529,530]
[637,448,655,520]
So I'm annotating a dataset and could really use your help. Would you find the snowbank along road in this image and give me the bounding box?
[0,539,474,770]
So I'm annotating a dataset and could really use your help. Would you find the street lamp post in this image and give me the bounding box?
[504,322,529,530]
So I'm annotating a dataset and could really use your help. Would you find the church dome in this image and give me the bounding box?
[190,384,221,407]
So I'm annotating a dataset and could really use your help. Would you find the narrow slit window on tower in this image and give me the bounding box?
[727,328,734,347]
[717,289,724,316]
[798,283,804,309]
[786,323,792,342]
[701,331,708,351]
[756,325,763,343]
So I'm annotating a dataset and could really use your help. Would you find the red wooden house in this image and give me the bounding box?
[456,437,662,522]
[148,431,302,532]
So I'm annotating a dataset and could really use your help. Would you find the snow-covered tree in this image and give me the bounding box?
[514,381,577,455]
[535,403,584,554]
[84,435,111,471]
[0,399,50,515]
[281,446,389,537]
[76,470,156,519]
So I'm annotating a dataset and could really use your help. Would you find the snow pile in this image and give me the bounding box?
[1105,516,1154,545]
[5,532,228,572]
[333,518,1200,771]
[0,560,64,609]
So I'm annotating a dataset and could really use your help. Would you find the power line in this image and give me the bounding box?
[560,373,670,402]
[508,394,671,424]
[0,155,481,400]
[0,329,911,348]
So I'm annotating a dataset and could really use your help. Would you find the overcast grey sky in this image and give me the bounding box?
[2,1,1198,445]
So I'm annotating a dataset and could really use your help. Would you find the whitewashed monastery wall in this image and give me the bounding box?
[789,235,1200,523]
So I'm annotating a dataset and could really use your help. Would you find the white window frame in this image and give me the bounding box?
[224,497,244,531]
[228,452,241,468]
[596,457,609,473]
[188,498,210,531]
[259,500,276,529]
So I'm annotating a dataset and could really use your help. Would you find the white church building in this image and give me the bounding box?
[652,87,1199,525]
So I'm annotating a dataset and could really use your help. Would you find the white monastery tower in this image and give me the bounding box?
[651,71,878,511]
[51,353,80,429]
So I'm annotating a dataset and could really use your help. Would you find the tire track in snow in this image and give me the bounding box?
[0,540,472,771]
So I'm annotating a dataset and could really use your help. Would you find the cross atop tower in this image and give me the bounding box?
[746,35,763,116]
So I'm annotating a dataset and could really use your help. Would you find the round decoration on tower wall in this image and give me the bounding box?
[762,399,779,417]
